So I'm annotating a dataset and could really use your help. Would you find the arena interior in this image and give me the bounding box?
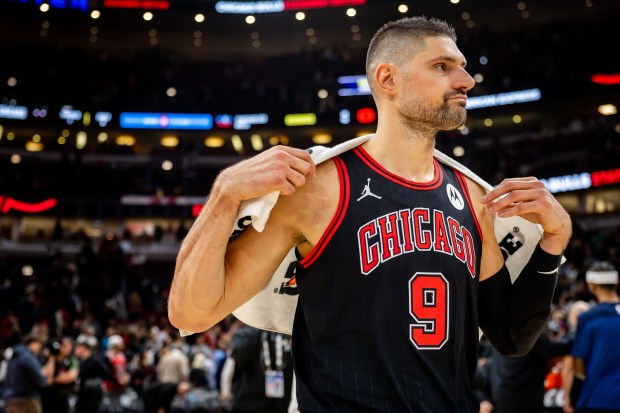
[0,0,619,412]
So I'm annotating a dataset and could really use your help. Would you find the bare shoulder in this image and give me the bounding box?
[271,159,341,255]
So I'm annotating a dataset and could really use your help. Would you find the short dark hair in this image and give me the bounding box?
[587,260,618,290]
[366,16,456,85]
[588,261,616,273]
[23,334,42,346]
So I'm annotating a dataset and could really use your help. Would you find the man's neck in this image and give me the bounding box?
[596,292,620,303]
[366,121,437,182]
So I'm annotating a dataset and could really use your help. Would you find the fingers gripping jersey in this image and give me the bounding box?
[292,147,482,413]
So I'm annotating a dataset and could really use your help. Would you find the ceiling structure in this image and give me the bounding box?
[1,0,618,60]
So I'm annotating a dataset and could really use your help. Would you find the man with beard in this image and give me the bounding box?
[168,16,572,412]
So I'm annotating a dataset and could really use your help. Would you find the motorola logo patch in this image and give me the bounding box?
[446,184,465,210]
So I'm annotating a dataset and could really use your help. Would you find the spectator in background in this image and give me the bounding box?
[143,337,190,413]
[475,331,572,413]
[561,300,591,412]
[564,262,620,413]
[102,334,130,406]
[74,336,112,413]
[156,337,190,384]
[2,335,55,413]
[42,336,79,413]
[227,323,293,413]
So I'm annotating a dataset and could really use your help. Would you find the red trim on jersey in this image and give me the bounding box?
[454,170,482,241]
[353,147,444,190]
[299,157,350,268]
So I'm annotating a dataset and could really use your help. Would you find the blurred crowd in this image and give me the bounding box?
[0,219,618,412]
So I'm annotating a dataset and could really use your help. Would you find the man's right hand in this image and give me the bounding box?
[216,146,316,204]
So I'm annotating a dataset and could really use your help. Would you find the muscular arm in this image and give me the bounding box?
[168,147,316,333]
[467,177,572,356]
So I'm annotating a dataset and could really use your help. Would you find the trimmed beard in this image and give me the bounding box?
[400,92,467,132]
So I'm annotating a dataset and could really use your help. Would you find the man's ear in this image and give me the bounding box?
[374,63,398,96]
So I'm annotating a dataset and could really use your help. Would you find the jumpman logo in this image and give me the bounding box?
[357,178,382,201]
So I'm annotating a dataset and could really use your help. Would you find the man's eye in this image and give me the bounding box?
[436,64,447,71]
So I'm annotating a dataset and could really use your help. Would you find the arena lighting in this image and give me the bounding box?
[25,141,43,152]
[540,167,620,193]
[312,133,332,144]
[192,204,203,217]
[115,135,136,146]
[160,136,179,147]
[59,105,83,125]
[231,134,244,153]
[356,108,376,124]
[284,113,317,126]
[233,113,268,130]
[205,136,225,147]
[102,0,170,10]
[215,114,233,128]
[598,104,617,116]
[591,73,620,85]
[215,0,366,14]
[121,195,206,206]
[337,75,370,96]
[540,173,592,194]
[250,134,264,151]
[465,88,541,110]
[0,103,28,120]
[0,196,58,214]
[591,168,620,187]
[95,111,112,127]
[120,112,213,130]
[9,0,90,12]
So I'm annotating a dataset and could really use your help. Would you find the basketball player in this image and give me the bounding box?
[169,17,572,412]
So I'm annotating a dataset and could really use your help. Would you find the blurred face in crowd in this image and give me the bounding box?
[60,338,74,358]
[394,36,475,131]
[28,340,43,356]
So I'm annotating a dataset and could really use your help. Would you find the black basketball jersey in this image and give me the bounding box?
[292,146,483,413]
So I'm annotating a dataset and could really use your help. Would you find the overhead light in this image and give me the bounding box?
[453,146,465,157]
[26,141,44,152]
[398,4,408,13]
[161,136,179,147]
[205,136,225,148]
[97,132,108,143]
[598,104,617,116]
[90,10,101,19]
[22,265,34,277]
[251,134,264,151]
[76,131,87,149]
[512,115,522,123]
[39,3,50,12]
[483,118,493,127]
[231,135,244,153]
[312,133,332,144]
[295,12,305,21]
[116,135,136,146]
[143,12,154,21]
[195,13,205,23]
[10,154,21,164]
[346,8,357,17]
[162,160,173,171]
[32,134,41,143]
[246,15,256,24]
